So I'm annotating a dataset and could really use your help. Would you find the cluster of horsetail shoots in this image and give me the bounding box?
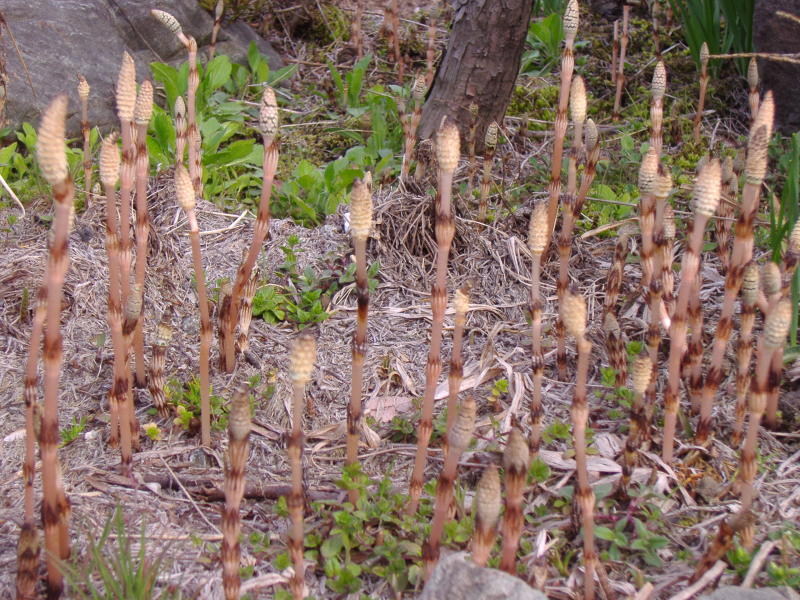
[401,75,426,180]
[133,79,153,388]
[695,94,773,446]
[603,224,633,387]
[221,383,251,600]
[444,285,469,458]
[527,202,548,455]
[37,94,74,600]
[77,75,91,208]
[693,43,709,142]
[621,353,652,496]
[562,290,597,600]
[407,118,458,515]
[287,335,316,600]
[175,165,212,447]
[149,313,174,419]
[650,61,666,156]
[612,4,630,121]
[116,52,136,316]
[478,121,498,222]
[346,173,373,504]
[209,0,224,60]
[471,464,501,567]
[545,0,578,239]
[499,428,530,574]
[663,159,721,461]
[423,395,476,579]
[224,86,279,373]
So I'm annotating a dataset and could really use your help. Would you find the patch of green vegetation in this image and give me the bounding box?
[166,377,229,432]
[60,415,89,447]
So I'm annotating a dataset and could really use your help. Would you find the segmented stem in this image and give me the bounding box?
[148,313,174,419]
[499,428,530,574]
[612,5,630,121]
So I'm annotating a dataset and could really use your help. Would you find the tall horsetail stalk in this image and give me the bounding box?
[386,0,403,81]
[175,166,212,447]
[149,313,174,419]
[555,76,586,379]
[116,52,136,313]
[401,75,426,181]
[733,263,759,446]
[425,17,436,85]
[77,75,91,208]
[660,203,676,320]
[612,4,630,121]
[222,383,251,600]
[235,267,259,355]
[562,290,597,600]
[351,0,364,59]
[545,0,578,239]
[223,87,279,373]
[122,283,143,457]
[100,134,124,447]
[444,286,469,458]
[471,464,501,567]
[686,252,705,415]
[478,122,498,222]
[16,286,46,599]
[695,95,774,446]
[650,61,666,157]
[748,58,759,123]
[407,118,459,516]
[423,395,476,579]
[346,174,373,504]
[218,282,232,370]
[132,80,153,388]
[638,148,659,305]
[693,43,709,143]
[528,202,548,455]
[715,157,736,274]
[621,354,652,496]
[287,336,317,600]
[762,262,783,430]
[499,428,530,574]
[37,95,74,600]
[604,224,634,387]
[663,159,721,462]
[611,20,619,86]
[738,299,792,549]
[175,96,187,166]
[210,0,223,60]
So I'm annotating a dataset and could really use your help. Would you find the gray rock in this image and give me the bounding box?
[700,585,798,600]
[753,0,800,134]
[3,0,283,136]
[419,552,547,600]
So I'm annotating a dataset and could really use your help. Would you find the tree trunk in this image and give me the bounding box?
[418,0,534,152]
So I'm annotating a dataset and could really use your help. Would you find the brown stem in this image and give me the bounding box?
[351,0,364,59]
[693,70,708,143]
[189,213,212,446]
[133,103,152,389]
[686,275,705,415]
[79,85,91,209]
[210,0,223,61]
[529,254,545,456]
[121,284,142,466]
[611,20,619,85]
[148,313,174,419]
[235,267,259,355]
[175,97,187,167]
[471,464,501,567]
[478,146,495,222]
[187,37,203,199]
[612,6,630,121]
[425,17,437,86]
[499,428,530,574]
[545,43,574,240]
[347,236,369,504]
[444,286,469,460]
[732,266,758,446]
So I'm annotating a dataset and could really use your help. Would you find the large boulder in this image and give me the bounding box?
[419,552,547,600]
[700,585,799,600]
[753,0,800,134]
[2,0,283,137]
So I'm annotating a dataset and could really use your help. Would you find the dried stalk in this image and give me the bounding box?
[499,428,530,574]
[545,0,579,239]
[235,267,259,355]
[423,395,476,579]
[148,313,174,419]
[210,0,223,60]
[471,464,501,567]
[287,336,317,600]
[478,122,498,222]
[132,80,153,389]
[612,4,630,121]
[650,61,666,157]
[528,202,548,456]
[407,118,459,515]
[36,95,73,599]
[663,159,721,462]
[621,354,652,496]
[562,290,597,600]
[695,96,773,446]
[217,282,233,370]
[175,96,187,166]
[693,43,709,143]
[747,58,759,123]
[222,383,251,600]
[223,88,279,372]
[78,75,91,209]
[444,286,469,459]
[732,263,759,446]
[638,148,659,304]
[347,175,373,505]
[175,166,212,447]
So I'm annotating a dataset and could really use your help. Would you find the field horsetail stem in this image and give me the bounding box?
[528,202,548,456]
[733,263,759,446]
[287,336,317,600]
[401,74,426,181]
[210,0,224,60]
[132,80,153,389]
[221,383,251,600]
[175,166,213,447]
[235,266,259,356]
[748,58,759,123]
[650,61,666,157]
[175,96,187,166]
[77,75,91,208]
[695,94,774,447]
[116,52,136,315]
[149,312,175,419]
[499,428,530,574]
[121,283,143,460]
[444,285,469,459]
[693,43,709,143]
[346,173,373,505]
[407,118,459,516]
[37,95,74,600]
[663,159,721,462]
[224,87,279,373]
[621,353,653,496]
[613,3,630,120]
[545,0,578,240]
[471,464,502,567]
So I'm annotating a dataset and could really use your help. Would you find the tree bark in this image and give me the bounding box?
[418,0,534,152]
